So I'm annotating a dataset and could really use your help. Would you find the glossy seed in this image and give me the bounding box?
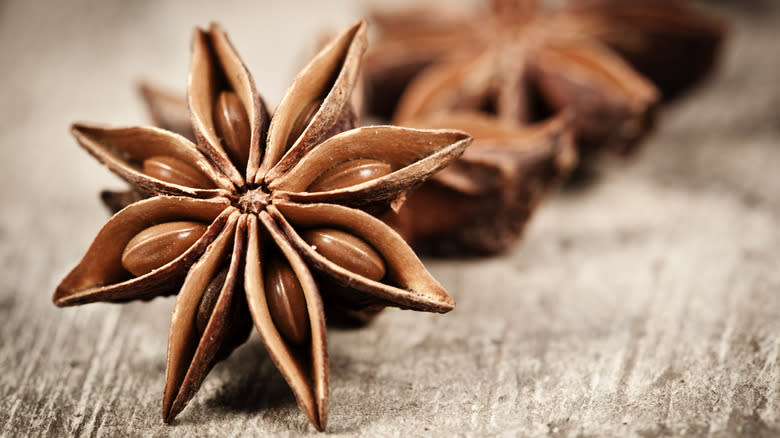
[287,98,323,149]
[307,158,393,192]
[214,91,251,171]
[264,256,310,345]
[300,229,386,281]
[143,156,215,188]
[196,268,228,335]
[121,221,208,277]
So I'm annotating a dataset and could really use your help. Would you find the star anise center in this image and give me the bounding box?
[237,186,271,214]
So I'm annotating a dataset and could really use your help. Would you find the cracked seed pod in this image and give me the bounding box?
[365,0,662,158]
[385,111,577,255]
[53,20,470,430]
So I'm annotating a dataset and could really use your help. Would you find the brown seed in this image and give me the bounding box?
[307,158,393,192]
[264,256,310,345]
[300,229,386,281]
[214,91,251,171]
[143,156,215,188]
[287,98,323,150]
[121,221,208,277]
[195,268,228,335]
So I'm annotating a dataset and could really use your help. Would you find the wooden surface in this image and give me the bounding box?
[1,1,778,436]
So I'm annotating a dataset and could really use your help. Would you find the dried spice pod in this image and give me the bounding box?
[387,111,577,255]
[53,20,471,431]
[365,0,665,158]
[565,0,728,100]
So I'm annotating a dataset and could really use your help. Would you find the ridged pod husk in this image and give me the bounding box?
[54,20,471,431]
[386,111,577,255]
[362,0,726,160]
[54,197,232,305]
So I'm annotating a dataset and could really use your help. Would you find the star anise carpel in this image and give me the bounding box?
[53,20,471,431]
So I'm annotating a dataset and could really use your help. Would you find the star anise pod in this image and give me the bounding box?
[365,0,663,157]
[384,110,576,255]
[52,21,470,430]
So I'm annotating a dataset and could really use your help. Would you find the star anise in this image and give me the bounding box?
[365,0,665,157]
[52,21,471,430]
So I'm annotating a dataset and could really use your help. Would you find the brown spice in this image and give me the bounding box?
[364,0,724,158]
[365,0,661,157]
[353,0,724,255]
[53,20,471,430]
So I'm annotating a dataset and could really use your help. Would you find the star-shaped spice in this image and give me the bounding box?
[53,21,470,430]
[364,0,669,158]
[366,0,726,155]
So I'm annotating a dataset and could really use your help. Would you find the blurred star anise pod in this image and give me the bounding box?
[53,20,470,430]
[365,0,725,158]
[357,0,724,255]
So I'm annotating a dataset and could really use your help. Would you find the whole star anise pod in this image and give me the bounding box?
[52,21,470,430]
[358,0,722,255]
[365,0,665,157]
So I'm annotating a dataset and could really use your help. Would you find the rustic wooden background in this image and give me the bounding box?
[1,1,778,436]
